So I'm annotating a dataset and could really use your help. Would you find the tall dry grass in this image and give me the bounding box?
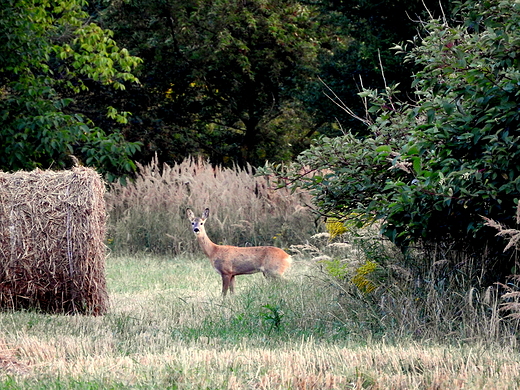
[106,156,318,255]
[297,224,520,345]
[483,205,520,328]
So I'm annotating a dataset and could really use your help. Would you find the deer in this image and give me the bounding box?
[186,208,292,296]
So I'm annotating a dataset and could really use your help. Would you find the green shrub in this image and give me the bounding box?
[268,0,520,283]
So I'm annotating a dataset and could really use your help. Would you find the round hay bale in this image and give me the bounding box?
[0,167,108,315]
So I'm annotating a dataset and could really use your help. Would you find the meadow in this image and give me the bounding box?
[2,158,520,389]
[2,253,520,389]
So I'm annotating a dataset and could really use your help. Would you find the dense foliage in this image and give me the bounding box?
[0,0,142,179]
[269,0,520,281]
[77,0,444,167]
[309,0,455,135]
[80,0,320,163]
[91,0,331,166]
[1,0,448,171]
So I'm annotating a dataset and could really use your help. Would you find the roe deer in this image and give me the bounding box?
[186,208,292,296]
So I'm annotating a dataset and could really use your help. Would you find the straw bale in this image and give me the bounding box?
[0,167,108,315]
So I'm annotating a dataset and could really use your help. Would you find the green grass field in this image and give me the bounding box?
[1,254,520,389]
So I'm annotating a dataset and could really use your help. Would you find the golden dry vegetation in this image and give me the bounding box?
[1,255,520,389]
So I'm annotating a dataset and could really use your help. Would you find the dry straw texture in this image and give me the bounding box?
[107,156,316,255]
[0,167,108,315]
[483,206,520,321]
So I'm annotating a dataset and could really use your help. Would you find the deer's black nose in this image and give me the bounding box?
[193,228,200,233]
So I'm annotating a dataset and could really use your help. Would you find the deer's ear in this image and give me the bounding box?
[202,208,210,219]
[186,208,195,220]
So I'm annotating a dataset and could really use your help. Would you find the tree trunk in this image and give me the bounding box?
[240,117,260,166]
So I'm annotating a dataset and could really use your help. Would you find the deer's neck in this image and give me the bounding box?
[197,232,219,258]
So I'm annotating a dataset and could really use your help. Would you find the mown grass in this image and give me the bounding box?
[2,254,520,389]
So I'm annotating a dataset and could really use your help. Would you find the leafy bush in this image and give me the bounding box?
[0,0,142,178]
[268,0,520,282]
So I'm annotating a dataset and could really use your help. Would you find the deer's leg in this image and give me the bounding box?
[229,275,236,294]
[221,274,232,296]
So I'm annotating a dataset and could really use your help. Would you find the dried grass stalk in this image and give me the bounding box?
[106,156,315,255]
[484,205,520,321]
[482,216,520,252]
[0,167,108,315]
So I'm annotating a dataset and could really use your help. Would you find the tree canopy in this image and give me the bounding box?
[0,0,142,179]
[2,0,448,171]
[82,0,446,167]
[95,0,332,166]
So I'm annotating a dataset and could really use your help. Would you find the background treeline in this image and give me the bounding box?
[1,0,453,172]
[90,0,453,167]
